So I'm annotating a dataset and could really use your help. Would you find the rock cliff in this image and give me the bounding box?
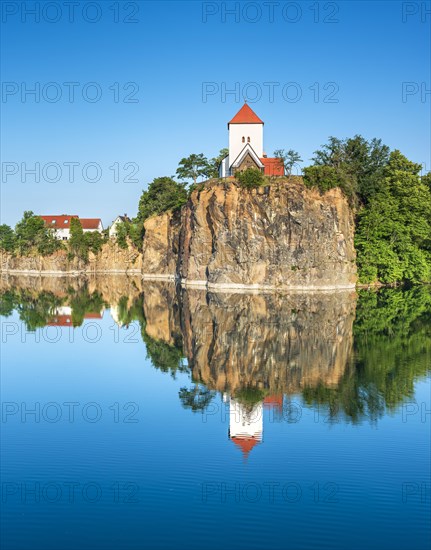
[0,241,142,275]
[143,179,357,290]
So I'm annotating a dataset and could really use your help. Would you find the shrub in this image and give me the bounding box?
[235,168,265,188]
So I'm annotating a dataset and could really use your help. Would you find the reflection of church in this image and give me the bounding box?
[225,394,284,459]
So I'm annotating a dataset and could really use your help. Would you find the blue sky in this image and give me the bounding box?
[1,0,430,227]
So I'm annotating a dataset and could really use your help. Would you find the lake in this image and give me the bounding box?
[1,276,430,550]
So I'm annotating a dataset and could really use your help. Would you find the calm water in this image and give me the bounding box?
[1,277,430,550]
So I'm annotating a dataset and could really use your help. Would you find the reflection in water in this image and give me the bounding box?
[1,276,430,441]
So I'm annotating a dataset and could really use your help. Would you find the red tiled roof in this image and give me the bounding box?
[260,157,284,176]
[263,395,283,408]
[228,103,264,125]
[80,218,102,229]
[231,436,261,458]
[40,215,78,228]
[48,312,102,326]
[40,216,101,230]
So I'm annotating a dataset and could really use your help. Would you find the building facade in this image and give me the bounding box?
[40,215,103,241]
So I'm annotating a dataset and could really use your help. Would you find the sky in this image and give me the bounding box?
[1,0,430,227]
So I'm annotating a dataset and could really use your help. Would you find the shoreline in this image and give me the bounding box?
[1,269,357,292]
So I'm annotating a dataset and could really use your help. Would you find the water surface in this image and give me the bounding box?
[1,277,430,550]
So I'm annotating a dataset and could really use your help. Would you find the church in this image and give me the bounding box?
[219,103,284,178]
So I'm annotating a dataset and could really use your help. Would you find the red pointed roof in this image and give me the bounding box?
[228,103,264,126]
[231,436,261,458]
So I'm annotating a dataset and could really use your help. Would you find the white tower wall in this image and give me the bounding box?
[229,123,263,168]
[229,398,263,440]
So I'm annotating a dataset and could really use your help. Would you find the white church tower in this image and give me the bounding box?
[219,103,284,178]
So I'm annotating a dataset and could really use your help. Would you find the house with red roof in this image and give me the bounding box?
[219,103,284,178]
[40,215,103,241]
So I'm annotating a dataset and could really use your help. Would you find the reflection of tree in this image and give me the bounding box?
[67,287,106,327]
[179,385,216,412]
[303,286,431,423]
[233,387,266,411]
[142,328,188,378]
[0,289,65,330]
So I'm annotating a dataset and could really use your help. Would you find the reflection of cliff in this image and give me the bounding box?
[3,277,429,424]
[180,289,356,395]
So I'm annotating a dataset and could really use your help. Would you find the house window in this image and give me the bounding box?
[242,137,245,143]
[62,237,68,241]
[247,137,250,143]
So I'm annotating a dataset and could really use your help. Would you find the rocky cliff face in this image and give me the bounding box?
[1,179,357,289]
[142,179,357,290]
[142,210,181,279]
[0,241,142,275]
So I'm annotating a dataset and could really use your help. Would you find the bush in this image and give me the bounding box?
[235,168,265,188]
[303,165,355,201]
[136,177,188,222]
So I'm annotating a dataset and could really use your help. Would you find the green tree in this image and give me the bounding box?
[355,150,431,284]
[84,230,104,254]
[68,217,88,261]
[136,177,188,223]
[422,172,431,192]
[235,167,265,188]
[207,148,229,178]
[310,135,390,202]
[0,224,15,252]
[274,149,302,177]
[176,153,210,185]
[14,211,62,255]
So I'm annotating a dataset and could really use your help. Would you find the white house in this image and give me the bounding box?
[40,215,103,241]
[109,214,131,238]
[219,103,284,178]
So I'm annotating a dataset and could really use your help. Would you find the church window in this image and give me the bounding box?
[247,137,250,143]
[242,137,245,143]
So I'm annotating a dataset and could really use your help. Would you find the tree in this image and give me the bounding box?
[311,135,390,202]
[84,230,104,254]
[274,149,302,177]
[14,211,62,255]
[176,153,210,185]
[68,217,88,261]
[207,148,229,178]
[355,150,431,284]
[136,177,188,223]
[422,172,431,192]
[0,224,15,252]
